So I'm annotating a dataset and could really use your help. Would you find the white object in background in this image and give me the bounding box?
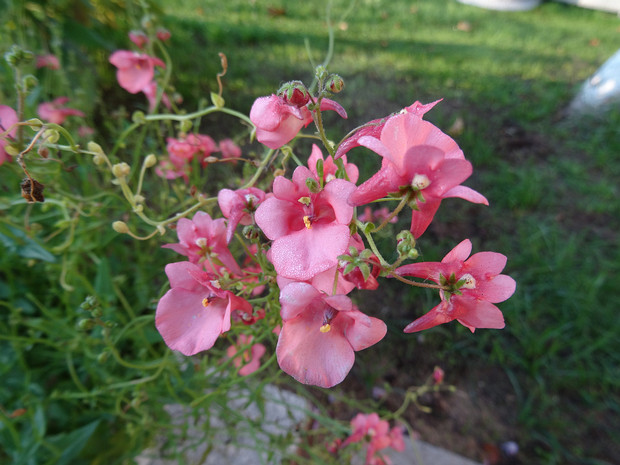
[554,0,620,13]
[570,49,620,113]
[456,0,542,10]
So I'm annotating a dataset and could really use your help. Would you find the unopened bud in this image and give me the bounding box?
[315,65,328,82]
[93,153,105,165]
[112,162,131,178]
[156,28,171,41]
[77,319,95,331]
[243,224,261,240]
[326,74,344,93]
[203,156,218,164]
[144,154,157,168]
[43,129,59,144]
[87,141,104,154]
[133,204,144,213]
[112,221,129,234]
[179,119,192,133]
[278,80,310,107]
[210,92,225,108]
[4,144,19,156]
[133,194,145,203]
[26,118,43,130]
[132,110,146,124]
[22,74,38,92]
[396,230,417,258]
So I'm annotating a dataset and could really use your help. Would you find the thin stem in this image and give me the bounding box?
[373,194,410,233]
[391,273,446,290]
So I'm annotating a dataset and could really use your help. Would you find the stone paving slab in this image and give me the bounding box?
[137,384,482,465]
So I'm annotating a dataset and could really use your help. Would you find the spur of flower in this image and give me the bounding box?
[395,239,516,332]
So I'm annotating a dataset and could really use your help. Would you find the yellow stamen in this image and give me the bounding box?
[320,323,331,333]
[303,215,312,229]
[202,297,210,307]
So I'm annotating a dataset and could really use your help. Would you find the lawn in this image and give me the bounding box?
[1,0,618,463]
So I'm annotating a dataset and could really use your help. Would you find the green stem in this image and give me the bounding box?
[373,194,410,233]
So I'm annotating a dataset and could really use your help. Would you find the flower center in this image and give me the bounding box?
[411,173,431,190]
[459,273,476,289]
[303,215,313,229]
[320,307,336,333]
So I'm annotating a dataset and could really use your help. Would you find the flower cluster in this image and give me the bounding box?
[334,413,405,465]
[148,69,515,387]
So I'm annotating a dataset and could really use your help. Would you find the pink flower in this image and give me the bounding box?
[254,165,356,281]
[219,138,242,159]
[275,234,367,296]
[186,133,218,164]
[217,187,266,243]
[109,50,165,94]
[129,30,148,49]
[334,100,440,159]
[78,126,94,138]
[250,94,347,149]
[357,206,397,224]
[0,105,18,165]
[277,282,387,388]
[37,97,85,124]
[395,239,516,332]
[156,28,171,41]
[343,413,405,465]
[163,211,241,275]
[166,136,199,161]
[156,261,252,355]
[36,54,60,70]
[349,110,488,238]
[307,143,359,184]
[226,334,266,376]
[155,157,189,180]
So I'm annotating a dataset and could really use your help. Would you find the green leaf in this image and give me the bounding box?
[0,224,56,262]
[49,420,101,465]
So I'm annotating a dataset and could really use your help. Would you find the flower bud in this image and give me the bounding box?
[156,28,171,41]
[396,230,417,258]
[243,224,261,240]
[4,45,34,67]
[93,153,105,165]
[22,74,38,92]
[26,118,43,130]
[315,65,328,82]
[43,129,59,144]
[77,318,95,331]
[277,81,310,108]
[4,144,19,156]
[87,141,104,154]
[132,110,146,124]
[144,153,157,168]
[97,352,109,364]
[326,74,344,93]
[133,194,145,203]
[112,221,129,233]
[112,162,131,178]
[210,92,225,109]
[179,119,192,133]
